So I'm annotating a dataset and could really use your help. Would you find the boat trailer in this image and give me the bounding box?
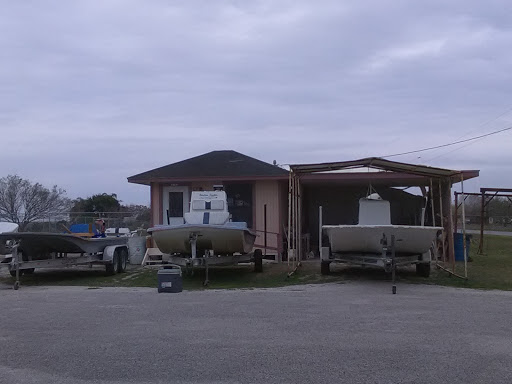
[0,233,129,290]
[321,233,431,294]
[157,233,263,286]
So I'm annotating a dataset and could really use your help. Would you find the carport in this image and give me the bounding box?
[287,157,479,277]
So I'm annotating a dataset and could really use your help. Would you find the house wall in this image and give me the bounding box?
[150,182,162,227]
[253,180,282,256]
[149,179,284,258]
[151,182,211,227]
[190,181,216,191]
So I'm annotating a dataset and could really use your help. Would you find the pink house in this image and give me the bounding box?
[128,151,289,258]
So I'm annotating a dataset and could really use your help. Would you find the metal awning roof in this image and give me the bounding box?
[289,157,475,180]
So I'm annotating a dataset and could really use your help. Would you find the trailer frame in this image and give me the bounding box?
[153,234,263,286]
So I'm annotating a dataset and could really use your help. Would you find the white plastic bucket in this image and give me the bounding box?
[128,236,146,265]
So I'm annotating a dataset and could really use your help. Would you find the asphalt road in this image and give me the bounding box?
[1,282,511,384]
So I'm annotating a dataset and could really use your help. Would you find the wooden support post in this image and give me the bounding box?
[318,206,323,258]
[478,190,485,254]
[264,204,267,258]
[454,192,458,234]
[438,179,445,263]
[461,174,468,279]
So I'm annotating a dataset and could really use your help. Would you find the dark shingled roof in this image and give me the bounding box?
[128,150,289,184]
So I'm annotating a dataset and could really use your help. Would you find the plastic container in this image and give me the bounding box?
[157,265,183,293]
[128,236,146,265]
[454,233,472,261]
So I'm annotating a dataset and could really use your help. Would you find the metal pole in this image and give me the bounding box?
[438,179,445,263]
[478,190,485,254]
[204,255,209,286]
[461,174,468,279]
[318,206,323,259]
[429,178,435,226]
[14,245,20,290]
[391,235,396,295]
[297,177,302,263]
[292,175,295,268]
[291,175,295,269]
[293,175,298,269]
[287,172,292,267]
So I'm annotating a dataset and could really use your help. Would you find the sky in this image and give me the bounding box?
[1,0,511,205]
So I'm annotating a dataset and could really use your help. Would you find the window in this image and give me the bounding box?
[168,192,184,218]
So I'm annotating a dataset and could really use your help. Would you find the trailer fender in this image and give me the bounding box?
[320,246,331,261]
[102,245,127,263]
[419,249,432,263]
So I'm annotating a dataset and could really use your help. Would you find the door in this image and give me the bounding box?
[162,186,189,225]
[225,183,253,228]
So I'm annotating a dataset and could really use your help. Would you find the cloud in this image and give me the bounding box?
[0,0,511,203]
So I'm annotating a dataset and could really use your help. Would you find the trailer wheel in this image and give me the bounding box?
[105,252,119,276]
[416,262,431,278]
[117,248,128,273]
[321,261,330,275]
[253,249,263,273]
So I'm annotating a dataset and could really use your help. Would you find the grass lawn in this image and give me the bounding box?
[0,262,343,290]
[1,235,510,291]
[423,235,512,291]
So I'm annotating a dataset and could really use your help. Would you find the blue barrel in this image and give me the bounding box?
[454,233,471,261]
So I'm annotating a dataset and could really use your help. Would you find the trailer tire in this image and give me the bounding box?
[106,252,119,275]
[117,248,128,273]
[9,269,20,277]
[321,261,330,275]
[254,249,263,273]
[416,262,431,278]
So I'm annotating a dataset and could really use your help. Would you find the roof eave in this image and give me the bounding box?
[290,157,475,179]
[127,174,290,185]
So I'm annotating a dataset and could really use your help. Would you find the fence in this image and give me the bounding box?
[25,212,150,234]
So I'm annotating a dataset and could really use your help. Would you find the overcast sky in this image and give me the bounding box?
[1,0,511,204]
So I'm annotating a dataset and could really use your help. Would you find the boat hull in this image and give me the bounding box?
[148,224,256,255]
[323,225,442,255]
[0,233,127,256]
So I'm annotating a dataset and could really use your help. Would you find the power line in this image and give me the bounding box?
[455,104,512,141]
[381,126,512,159]
[425,140,476,163]
[423,104,512,162]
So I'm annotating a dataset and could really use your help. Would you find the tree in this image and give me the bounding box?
[70,195,150,229]
[121,204,151,228]
[0,175,70,231]
[71,193,121,214]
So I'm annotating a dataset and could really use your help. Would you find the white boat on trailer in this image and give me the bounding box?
[147,191,261,282]
[321,195,442,293]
